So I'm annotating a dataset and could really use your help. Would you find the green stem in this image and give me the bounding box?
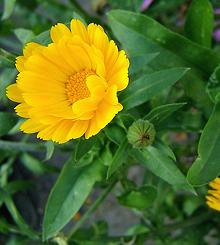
[67,180,117,240]
[0,140,45,153]
[164,212,211,233]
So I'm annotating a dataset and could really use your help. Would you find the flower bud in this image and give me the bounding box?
[127,119,156,148]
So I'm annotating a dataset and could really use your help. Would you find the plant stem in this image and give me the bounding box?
[164,212,212,233]
[0,140,45,153]
[67,180,117,240]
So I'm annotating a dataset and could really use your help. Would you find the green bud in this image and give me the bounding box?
[127,119,156,148]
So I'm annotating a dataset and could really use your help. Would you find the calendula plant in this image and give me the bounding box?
[1,0,220,244]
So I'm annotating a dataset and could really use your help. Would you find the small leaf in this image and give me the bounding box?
[144,102,187,126]
[74,137,98,163]
[132,146,194,192]
[185,0,214,47]
[207,64,220,103]
[0,189,38,239]
[120,68,189,110]
[33,30,50,46]
[107,139,129,179]
[118,185,157,210]
[4,180,33,195]
[21,153,59,175]
[0,49,16,68]
[0,112,17,137]
[44,141,55,161]
[125,224,149,236]
[14,28,35,45]
[187,101,220,186]
[43,155,105,240]
[104,124,126,145]
[2,0,16,20]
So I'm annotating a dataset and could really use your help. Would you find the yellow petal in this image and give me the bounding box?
[15,103,30,118]
[50,23,71,43]
[67,120,89,139]
[70,19,89,42]
[6,84,24,103]
[20,119,45,133]
[51,120,75,143]
[72,98,97,115]
[16,42,44,72]
[87,23,109,52]
[104,85,118,105]
[86,75,106,93]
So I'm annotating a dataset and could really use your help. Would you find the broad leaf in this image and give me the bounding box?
[120,68,189,110]
[43,156,105,240]
[108,10,217,114]
[144,102,186,126]
[14,28,35,45]
[129,52,159,75]
[132,147,194,192]
[1,0,16,20]
[107,139,129,178]
[108,10,219,75]
[187,101,220,185]
[185,0,214,47]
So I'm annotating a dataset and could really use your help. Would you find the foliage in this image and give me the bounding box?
[0,0,220,244]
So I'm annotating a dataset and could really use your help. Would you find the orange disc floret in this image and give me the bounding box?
[6,19,129,143]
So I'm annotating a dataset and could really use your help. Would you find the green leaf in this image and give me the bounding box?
[1,0,16,20]
[154,141,176,161]
[108,10,219,75]
[129,52,159,75]
[44,141,55,161]
[0,112,17,137]
[43,156,105,240]
[0,189,38,239]
[108,10,216,114]
[109,0,143,12]
[207,64,220,103]
[14,28,35,45]
[125,224,149,236]
[107,139,129,179]
[20,153,59,175]
[185,0,214,47]
[33,30,50,46]
[4,180,33,195]
[132,147,194,192]
[104,124,126,145]
[118,185,157,210]
[0,49,16,68]
[187,101,220,185]
[120,68,189,110]
[144,102,187,126]
[74,138,97,163]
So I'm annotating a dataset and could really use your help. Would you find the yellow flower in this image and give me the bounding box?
[6,20,129,143]
[206,177,220,212]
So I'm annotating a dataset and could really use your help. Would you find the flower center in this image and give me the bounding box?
[65,69,93,104]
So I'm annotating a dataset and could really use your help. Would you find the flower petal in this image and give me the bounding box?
[50,23,71,43]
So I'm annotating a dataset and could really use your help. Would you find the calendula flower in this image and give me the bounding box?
[6,19,129,143]
[206,177,220,212]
